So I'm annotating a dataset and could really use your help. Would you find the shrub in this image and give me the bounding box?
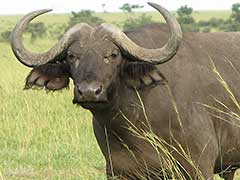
[208,18,224,28]
[48,23,67,40]
[0,30,11,42]
[26,22,47,42]
[231,3,240,23]
[201,27,211,33]
[177,5,195,24]
[123,13,154,30]
[67,10,104,28]
[181,24,200,32]
[119,3,144,13]
[198,20,210,27]
[216,3,240,32]
[176,5,199,32]
[119,3,152,30]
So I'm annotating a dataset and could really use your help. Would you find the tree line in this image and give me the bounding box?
[1,3,240,42]
[177,3,240,32]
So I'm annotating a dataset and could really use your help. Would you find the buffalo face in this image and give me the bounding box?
[67,38,123,108]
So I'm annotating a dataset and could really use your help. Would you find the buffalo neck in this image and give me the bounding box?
[90,80,153,138]
[90,81,143,128]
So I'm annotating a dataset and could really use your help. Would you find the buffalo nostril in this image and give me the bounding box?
[95,85,103,96]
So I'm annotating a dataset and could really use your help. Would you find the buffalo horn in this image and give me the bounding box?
[100,2,182,65]
[11,9,92,67]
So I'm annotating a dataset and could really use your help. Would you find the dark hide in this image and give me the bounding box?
[25,62,70,90]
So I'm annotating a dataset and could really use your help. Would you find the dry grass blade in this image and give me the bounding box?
[104,127,115,177]
[209,56,240,111]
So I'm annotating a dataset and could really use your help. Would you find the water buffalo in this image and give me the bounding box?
[11,2,240,180]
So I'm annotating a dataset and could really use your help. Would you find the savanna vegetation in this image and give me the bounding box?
[0,3,239,179]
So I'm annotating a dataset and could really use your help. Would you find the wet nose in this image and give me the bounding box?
[76,82,104,101]
[78,83,102,96]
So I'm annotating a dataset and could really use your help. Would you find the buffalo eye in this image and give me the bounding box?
[67,51,76,62]
[111,49,119,59]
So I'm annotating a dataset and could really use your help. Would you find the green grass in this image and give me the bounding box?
[0,10,238,179]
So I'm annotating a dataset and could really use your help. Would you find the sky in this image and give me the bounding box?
[0,0,239,15]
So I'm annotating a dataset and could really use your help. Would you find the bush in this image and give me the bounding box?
[26,22,47,42]
[120,3,151,30]
[176,5,199,32]
[68,10,104,28]
[216,3,240,32]
[219,20,240,32]
[0,30,11,42]
[208,18,224,28]
[197,18,224,32]
[48,24,67,40]
[201,27,211,33]
[119,3,144,13]
[177,5,193,16]
[198,20,210,27]
[123,13,154,30]
[181,24,200,32]
[231,3,240,23]
[177,5,195,24]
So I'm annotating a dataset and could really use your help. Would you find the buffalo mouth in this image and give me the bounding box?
[72,99,108,109]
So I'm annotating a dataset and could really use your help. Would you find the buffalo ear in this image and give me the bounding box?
[122,62,167,89]
[25,62,70,91]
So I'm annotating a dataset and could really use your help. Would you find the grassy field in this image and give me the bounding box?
[0,10,231,33]
[0,10,238,179]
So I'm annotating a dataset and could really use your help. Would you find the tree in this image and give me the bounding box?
[119,3,151,29]
[176,5,199,32]
[26,22,47,42]
[177,5,193,16]
[119,3,144,13]
[67,10,104,28]
[231,3,240,23]
[218,3,240,32]
[101,3,107,13]
[177,5,195,24]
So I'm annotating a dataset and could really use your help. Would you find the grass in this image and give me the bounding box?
[0,10,238,180]
[0,41,106,179]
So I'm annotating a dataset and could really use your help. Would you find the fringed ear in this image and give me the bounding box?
[122,62,167,89]
[25,62,70,91]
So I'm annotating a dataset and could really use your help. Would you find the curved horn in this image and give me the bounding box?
[100,2,182,65]
[11,9,92,67]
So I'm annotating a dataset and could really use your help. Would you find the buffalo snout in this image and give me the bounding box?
[73,81,107,104]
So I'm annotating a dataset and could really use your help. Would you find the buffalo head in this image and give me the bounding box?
[11,2,182,109]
